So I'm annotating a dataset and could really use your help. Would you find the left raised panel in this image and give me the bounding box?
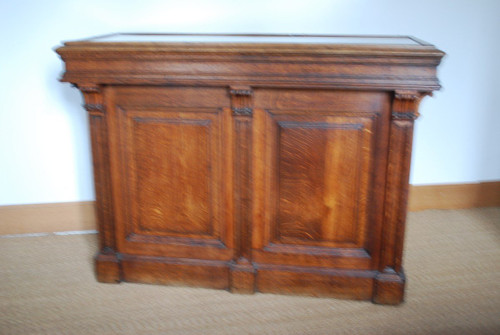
[107,87,233,261]
[127,114,214,238]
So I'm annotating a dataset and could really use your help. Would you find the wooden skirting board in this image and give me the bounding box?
[0,201,96,235]
[1,182,499,236]
[408,181,500,211]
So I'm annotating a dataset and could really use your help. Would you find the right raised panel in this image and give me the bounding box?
[252,89,390,270]
[276,116,369,247]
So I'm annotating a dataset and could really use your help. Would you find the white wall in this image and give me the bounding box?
[1,0,499,205]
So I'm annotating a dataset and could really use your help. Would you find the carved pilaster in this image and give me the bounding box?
[391,90,428,120]
[374,90,426,304]
[76,84,120,283]
[228,86,256,293]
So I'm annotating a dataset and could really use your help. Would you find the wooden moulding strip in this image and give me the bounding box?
[0,182,498,235]
[408,181,500,212]
[0,201,96,236]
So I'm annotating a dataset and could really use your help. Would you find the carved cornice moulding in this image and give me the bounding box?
[58,36,444,92]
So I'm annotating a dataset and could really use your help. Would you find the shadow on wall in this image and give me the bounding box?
[48,57,95,202]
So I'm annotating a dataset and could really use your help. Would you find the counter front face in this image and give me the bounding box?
[56,34,444,305]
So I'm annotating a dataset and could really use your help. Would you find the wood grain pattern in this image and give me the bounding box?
[121,254,229,289]
[81,85,120,279]
[373,91,423,304]
[257,264,375,300]
[276,120,363,244]
[56,34,444,304]
[3,183,498,236]
[251,89,386,274]
[130,115,212,236]
[229,86,256,293]
[109,87,234,262]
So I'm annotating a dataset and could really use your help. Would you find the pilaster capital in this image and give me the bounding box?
[392,90,429,120]
[229,85,253,116]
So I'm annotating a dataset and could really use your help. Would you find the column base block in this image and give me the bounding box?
[230,259,256,294]
[373,269,406,305]
[95,252,121,283]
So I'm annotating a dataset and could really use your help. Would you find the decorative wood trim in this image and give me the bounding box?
[382,93,421,273]
[375,90,421,303]
[229,86,253,116]
[228,86,256,291]
[77,84,100,93]
[257,263,375,300]
[391,90,424,120]
[120,254,229,289]
[95,252,121,283]
[233,118,253,262]
[57,35,445,91]
[229,88,253,96]
[231,107,253,116]
[394,90,422,100]
[391,112,419,120]
[75,85,117,268]
[84,88,116,254]
[79,86,105,114]
[83,103,104,112]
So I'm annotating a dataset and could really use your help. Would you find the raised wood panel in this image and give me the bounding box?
[119,108,226,248]
[269,113,376,251]
[276,120,365,245]
[129,115,213,237]
[252,88,387,270]
[108,87,234,261]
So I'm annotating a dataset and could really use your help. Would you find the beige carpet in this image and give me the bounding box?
[1,208,499,335]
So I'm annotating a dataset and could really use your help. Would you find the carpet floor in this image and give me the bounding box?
[1,208,499,334]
